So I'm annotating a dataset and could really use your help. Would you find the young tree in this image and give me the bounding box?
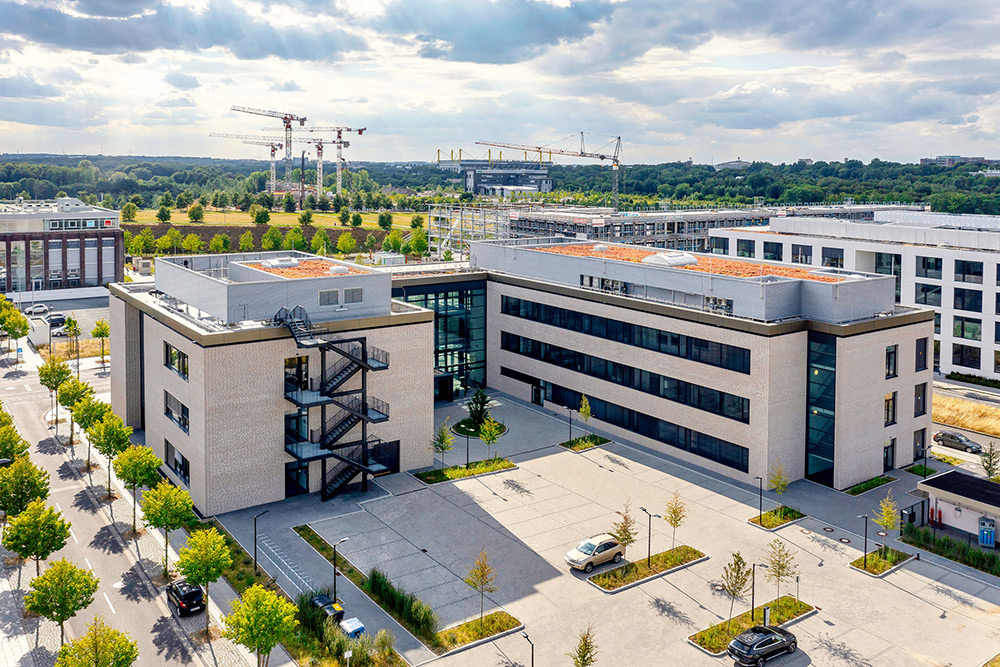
[178,527,233,635]
[282,193,296,213]
[579,395,591,424]
[479,418,504,460]
[25,558,99,645]
[363,233,377,254]
[350,212,363,228]
[664,492,687,550]
[763,538,799,606]
[239,229,255,252]
[56,616,138,667]
[567,624,598,667]
[209,234,231,253]
[410,229,428,255]
[283,228,306,251]
[310,228,329,255]
[38,357,73,437]
[143,481,195,578]
[256,192,275,210]
[72,397,112,468]
[431,420,454,468]
[720,552,753,633]
[0,457,50,520]
[128,193,144,208]
[155,206,171,223]
[410,214,424,229]
[768,458,791,519]
[61,317,82,377]
[176,192,193,210]
[58,378,93,447]
[466,388,491,428]
[120,202,137,222]
[298,209,313,227]
[187,203,205,222]
[261,226,283,250]
[980,441,1000,481]
[222,584,299,667]
[377,211,393,229]
[464,550,497,631]
[610,499,638,560]
[2,309,29,361]
[0,424,28,461]
[385,229,403,253]
[113,446,162,535]
[338,208,351,226]
[873,489,901,557]
[336,231,357,255]
[159,191,174,209]
[91,319,110,368]
[181,233,203,253]
[88,413,133,499]
[249,204,269,226]
[316,195,331,212]
[3,500,70,575]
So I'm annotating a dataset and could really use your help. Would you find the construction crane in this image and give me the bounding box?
[302,126,365,195]
[240,140,283,194]
[476,133,623,208]
[232,106,306,181]
[212,132,341,196]
[291,137,350,198]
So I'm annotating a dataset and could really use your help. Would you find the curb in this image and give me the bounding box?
[558,438,613,454]
[847,553,915,578]
[586,553,709,594]
[685,607,817,658]
[841,476,898,498]
[408,463,518,486]
[747,513,808,533]
[413,621,525,665]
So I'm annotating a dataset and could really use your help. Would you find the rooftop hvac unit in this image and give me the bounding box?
[262,257,299,268]
[328,265,349,274]
[641,251,698,267]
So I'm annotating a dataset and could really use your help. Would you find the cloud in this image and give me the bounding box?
[165,72,201,89]
[117,53,145,64]
[269,80,302,92]
[46,68,84,84]
[0,98,103,127]
[156,96,197,107]
[70,0,161,17]
[0,75,61,99]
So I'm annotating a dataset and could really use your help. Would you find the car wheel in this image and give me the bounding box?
[787,641,796,654]
[584,562,594,574]
[967,447,974,453]
[756,657,766,667]
[613,552,623,563]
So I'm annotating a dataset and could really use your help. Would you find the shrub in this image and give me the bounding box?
[367,568,437,637]
[903,523,1000,576]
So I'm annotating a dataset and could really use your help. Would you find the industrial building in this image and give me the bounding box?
[436,158,553,195]
[709,210,1000,382]
[0,197,124,297]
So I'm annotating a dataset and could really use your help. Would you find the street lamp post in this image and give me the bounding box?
[754,475,763,525]
[253,510,269,574]
[521,631,534,667]
[639,506,662,567]
[751,563,768,625]
[923,441,929,479]
[567,406,573,443]
[858,514,869,570]
[333,537,350,602]
[465,432,470,469]
[900,509,909,538]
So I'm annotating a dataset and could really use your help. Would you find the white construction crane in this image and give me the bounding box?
[213,132,345,197]
[240,139,283,194]
[210,133,285,192]
[232,106,305,181]
[303,126,365,195]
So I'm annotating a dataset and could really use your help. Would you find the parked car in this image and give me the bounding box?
[45,313,67,328]
[23,304,49,315]
[0,458,12,468]
[727,626,797,666]
[933,430,983,453]
[51,326,68,337]
[339,617,365,639]
[310,594,345,622]
[166,580,205,616]
[564,533,624,573]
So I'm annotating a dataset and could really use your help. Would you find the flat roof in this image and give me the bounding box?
[920,469,1000,509]
[243,259,367,279]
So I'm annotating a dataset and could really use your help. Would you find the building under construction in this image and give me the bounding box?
[437,157,553,196]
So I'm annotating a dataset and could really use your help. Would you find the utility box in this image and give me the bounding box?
[979,517,995,548]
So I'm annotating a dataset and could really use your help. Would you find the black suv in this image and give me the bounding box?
[933,431,983,453]
[727,626,797,666]
[310,594,345,623]
[45,313,67,328]
[166,580,205,616]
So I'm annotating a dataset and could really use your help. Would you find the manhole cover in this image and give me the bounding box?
[800,529,812,535]
[877,531,887,537]
[823,527,835,533]
[839,537,851,543]
[712,584,725,592]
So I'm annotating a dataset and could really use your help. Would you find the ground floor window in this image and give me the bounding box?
[913,429,925,460]
[884,438,895,472]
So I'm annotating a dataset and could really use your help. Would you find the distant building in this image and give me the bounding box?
[714,159,752,171]
[920,155,996,167]
[437,158,553,195]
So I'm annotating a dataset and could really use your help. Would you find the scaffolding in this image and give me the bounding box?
[428,203,518,260]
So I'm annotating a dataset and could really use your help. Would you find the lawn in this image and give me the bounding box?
[904,464,937,477]
[588,545,704,591]
[38,339,108,362]
[748,507,806,529]
[844,475,895,496]
[133,208,413,230]
[434,612,521,652]
[559,435,611,451]
[451,418,507,438]
[849,547,912,575]
[933,452,964,467]
[414,458,515,484]
[932,394,1000,438]
[689,596,813,654]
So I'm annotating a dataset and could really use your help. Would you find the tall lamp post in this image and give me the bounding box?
[253,510,269,574]
[567,406,573,443]
[465,432,470,469]
[753,475,763,525]
[639,506,662,567]
[858,514,869,570]
[751,562,768,624]
[521,631,534,667]
[333,536,350,602]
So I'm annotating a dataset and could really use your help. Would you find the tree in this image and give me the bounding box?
[410,229,428,255]
[3,500,70,575]
[351,212,362,228]
[363,233,377,253]
[88,413,133,499]
[178,527,233,635]
[720,552,752,633]
[38,357,73,438]
[58,378,92,447]
[0,425,28,462]
[214,191,230,209]
[464,550,497,631]
[336,231,357,255]
[410,214,424,229]
[479,418,503,460]
[239,230,255,252]
[568,625,598,667]
[763,538,798,606]
[305,195,317,211]
[610,499,638,560]
[256,193,275,210]
[128,193,144,208]
[237,192,254,212]
[159,191,174,209]
[113,446,162,535]
[187,203,205,222]
[768,458,791,518]
[384,229,403,253]
[120,203,137,222]
[0,456,50,520]
[72,397,112,468]
[143,481,195,577]
[26,558,99,645]
[377,211,393,229]
[873,490,900,557]
[399,241,411,256]
[282,193,296,213]
[91,319,110,367]
[155,206,171,223]
[2,309,29,360]
[466,388,491,428]
[338,208,351,226]
[431,420,454,468]
[249,204,270,226]
[62,317,82,378]
[56,616,138,667]
[980,441,1000,481]
[283,228,306,251]
[176,192,193,210]
[222,584,298,667]
[316,195,331,212]
[182,233,203,253]
[310,228,329,255]
[664,492,686,550]
[209,234,231,253]
[298,209,313,227]
[579,395,591,423]
[261,226,283,251]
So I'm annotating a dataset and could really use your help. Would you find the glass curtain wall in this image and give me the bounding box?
[48,239,62,288]
[29,240,44,291]
[9,241,25,292]
[806,331,837,486]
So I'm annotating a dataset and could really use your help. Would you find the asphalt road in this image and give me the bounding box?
[3,362,200,665]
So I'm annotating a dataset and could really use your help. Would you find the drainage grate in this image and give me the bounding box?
[839,537,851,543]
[823,527,835,532]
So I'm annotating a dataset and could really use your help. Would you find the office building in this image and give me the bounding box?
[436,158,553,195]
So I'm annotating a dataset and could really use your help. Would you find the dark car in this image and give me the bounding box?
[45,313,67,328]
[727,626,796,666]
[310,594,345,622]
[166,580,205,616]
[933,430,983,453]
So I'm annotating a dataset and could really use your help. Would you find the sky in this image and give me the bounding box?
[1,0,999,165]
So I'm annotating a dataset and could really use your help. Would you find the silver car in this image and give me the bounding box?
[565,533,623,573]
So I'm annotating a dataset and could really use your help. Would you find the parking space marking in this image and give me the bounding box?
[103,592,117,614]
[259,534,312,593]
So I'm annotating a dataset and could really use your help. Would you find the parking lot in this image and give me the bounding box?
[22,294,110,344]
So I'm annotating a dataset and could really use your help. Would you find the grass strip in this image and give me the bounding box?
[689,596,813,654]
[904,464,937,477]
[902,523,1000,577]
[434,611,520,652]
[415,458,515,484]
[849,547,912,575]
[559,435,611,451]
[932,394,1000,438]
[748,507,806,529]
[933,453,964,467]
[845,475,895,496]
[986,654,1000,667]
[191,518,282,597]
[451,418,507,438]
[588,545,704,591]
[946,371,1000,391]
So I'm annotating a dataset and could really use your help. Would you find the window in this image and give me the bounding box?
[915,283,941,306]
[791,244,812,264]
[737,239,755,258]
[884,392,897,426]
[953,343,981,370]
[875,253,902,302]
[821,247,843,268]
[884,438,896,472]
[763,242,783,261]
[995,351,1000,374]
[885,345,897,378]
[934,313,941,334]
[915,337,928,371]
[955,260,983,284]
[953,316,982,341]
[319,289,339,306]
[344,287,363,304]
[996,322,1000,345]
[710,237,729,255]
[913,429,926,459]
[164,343,188,379]
[954,288,982,313]
[914,383,926,417]
[164,391,189,432]
[915,257,942,279]
[164,440,190,486]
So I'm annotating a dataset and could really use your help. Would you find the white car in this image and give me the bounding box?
[23,304,50,315]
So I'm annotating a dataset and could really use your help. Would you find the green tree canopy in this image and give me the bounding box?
[239,229,255,252]
[283,228,306,251]
[87,413,133,498]
[0,456,50,519]
[39,357,73,436]
[209,233,231,253]
[336,231,357,255]
[282,193,296,212]
[155,206,171,223]
[178,527,233,633]
[143,481,195,577]
[182,233,203,253]
[261,226,283,250]
[187,203,205,222]
[58,378,93,446]
[120,202,137,222]
[0,424,29,461]
[298,209,313,227]
[91,319,110,367]
[222,584,299,667]
[338,208,351,226]
[310,228,329,255]
[26,558,99,645]
[56,616,138,667]
[2,499,70,574]
[351,212,362,228]
[72,397,112,467]
[113,445,162,534]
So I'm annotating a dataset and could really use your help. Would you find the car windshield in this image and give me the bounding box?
[958,435,971,443]
[577,541,598,555]
[730,638,752,650]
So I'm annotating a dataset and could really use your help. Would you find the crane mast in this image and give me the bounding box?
[240,139,284,194]
[304,127,366,195]
[232,106,306,182]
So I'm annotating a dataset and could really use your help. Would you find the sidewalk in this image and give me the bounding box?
[0,558,35,667]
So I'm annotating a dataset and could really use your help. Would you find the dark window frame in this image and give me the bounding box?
[953,343,981,370]
[914,382,927,417]
[915,256,942,279]
[915,337,928,371]
[164,440,190,486]
[884,391,897,426]
[164,391,189,433]
[791,244,812,264]
[955,259,984,284]
[164,342,189,380]
[915,283,941,306]
[885,345,897,379]
[954,287,982,313]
